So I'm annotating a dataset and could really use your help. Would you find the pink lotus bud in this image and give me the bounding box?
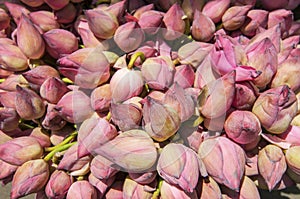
[202,0,230,23]
[23,65,60,86]
[90,84,111,112]
[196,176,221,199]
[45,170,73,199]
[0,43,28,72]
[138,10,164,34]
[143,97,181,142]
[129,170,157,185]
[178,42,213,68]
[66,180,97,199]
[158,143,206,192]
[110,67,144,103]
[42,103,66,131]
[0,74,28,92]
[0,130,12,145]
[0,107,20,132]
[241,9,268,37]
[222,5,251,31]
[15,86,45,120]
[85,9,119,39]
[130,43,158,67]
[160,180,198,199]
[268,9,293,37]
[232,81,258,110]
[40,77,70,104]
[174,64,195,89]
[133,4,154,19]
[0,8,10,31]
[245,151,259,176]
[246,38,278,88]
[260,0,289,10]
[258,144,287,191]
[289,21,300,36]
[286,146,300,176]
[29,11,60,33]
[0,159,17,181]
[20,0,44,7]
[104,180,124,198]
[198,137,246,191]
[162,4,186,40]
[123,176,155,199]
[29,127,51,148]
[252,85,297,134]
[44,0,69,10]
[182,0,205,20]
[90,155,119,180]
[4,2,30,24]
[54,3,77,24]
[0,91,16,109]
[88,173,115,198]
[198,71,236,119]
[11,159,49,199]
[94,129,157,173]
[278,126,300,146]
[43,29,78,59]
[104,0,126,22]
[192,10,215,42]
[17,14,45,59]
[141,56,175,90]
[224,110,261,144]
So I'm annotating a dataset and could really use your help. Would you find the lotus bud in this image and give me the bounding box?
[174,64,195,89]
[78,113,118,157]
[196,176,221,199]
[254,173,295,190]
[224,110,261,144]
[11,159,49,199]
[246,38,278,88]
[85,9,118,39]
[130,44,157,67]
[0,107,20,132]
[0,159,18,181]
[123,176,154,199]
[129,171,157,185]
[142,56,175,90]
[182,0,205,20]
[54,3,77,24]
[160,180,198,199]
[0,130,12,145]
[15,86,45,120]
[267,125,300,148]
[0,73,28,91]
[222,5,251,31]
[241,9,268,37]
[40,77,70,104]
[0,8,9,31]
[258,144,287,191]
[0,43,28,72]
[286,146,300,175]
[42,104,66,131]
[268,9,293,37]
[20,0,44,7]
[23,65,60,86]
[104,180,124,198]
[191,10,215,42]
[43,29,78,59]
[29,127,51,148]
[17,14,45,59]
[90,84,111,112]
[178,42,213,68]
[162,4,186,40]
[90,155,119,180]
[291,114,300,126]
[66,180,97,199]
[232,81,258,110]
[245,151,259,176]
[29,11,60,33]
[94,129,157,173]
[4,2,30,24]
[43,0,69,10]
[233,0,257,6]
[289,21,300,36]
[202,0,230,23]
[260,0,289,10]
[45,170,73,199]
[252,85,297,134]
[138,10,164,34]
[198,137,246,191]
[88,174,115,198]
[198,71,236,119]
[133,4,154,19]
[0,91,16,109]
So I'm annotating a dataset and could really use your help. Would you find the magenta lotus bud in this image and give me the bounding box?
[15,86,45,120]
[191,10,215,42]
[29,127,51,148]
[138,10,164,34]
[198,71,236,119]
[40,77,70,104]
[0,8,9,31]
[42,103,66,131]
[260,0,289,10]
[202,0,230,23]
[160,180,198,199]
[224,110,261,144]
[4,2,30,24]
[0,43,28,72]
[129,171,157,185]
[94,129,157,173]
[141,56,175,90]
[45,170,73,199]
[90,155,119,180]
[85,9,118,39]
[198,137,246,191]
[174,64,195,89]
[110,68,143,103]
[77,113,118,157]
[90,84,111,112]
[88,173,115,199]
[178,42,213,68]
[104,180,124,198]
[20,0,44,7]
[43,29,78,59]
[0,107,20,132]
[44,0,69,10]
[196,176,221,199]
[66,180,97,199]
[194,56,219,89]
[23,65,60,86]
[222,5,251,31]
[0,159,18,181]
[123,176,155,199]
[286,146,300,176]
[182,0,205,20]
[241,9,268,37]
[17,14,45,59]
[268,9,293,37]
[232,81,258,110]
[54,3,77,24]
[29,11,60,33]
[158,143,206,192]
[162,3,186,40]
[11,159,49,199]
[246,38,278,88]
[252,85,298,134]
[258,144,287,191]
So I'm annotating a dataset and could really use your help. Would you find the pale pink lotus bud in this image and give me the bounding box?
[23,65,60,86]
[198,137,246,191]
[66,180,97,199]
[4,2,30,24]
[286,146,300,176]
[90,155,119,180]
[44,0,69,10]
[29,127,51,148]
[260,0,289,10]
[198,71,236,119]
[241,9,268,37]
[160,180,198,199]
[54,3,77,24]
[88,173,115,199]
[17,14,45,59]
[252,85,298,134]
[29,11,59,33]
[141,56,175,90]
[43,29,78,59]
[55,90,94,123]
[104,180,124,198]
[268,9,293,37]
[178,42,213,68]
[42,103,66,131]
[138,10,164,34]
[224,110,261,144]
[133,4,154,19]
[202,0,230,23]
[0,8,10,31]
[158,143,206,192]
[40,77,70,104]
[123,176,155,199]
[110,68,144,103]
[104,0,126,22]
[15,86,45,120]
[90,84,111,112]
[162,3,186,40]
[0,43,28,72]
[246,38,278,88]
[20,0,44,7]
[192,10,215,42]
[143,97,181,142]
[129,171,157,185]
[11,159,49,199]
[232,81,259,110]
[77,113,118,157]
[94,129,157,173]
[182,0,205,20]
[258,144,287,191]
[85,9,119,39]
[0,159,17,181]
[222,5,251,31]
[174,64,195,89]
[278,125,300,146]
[45,170,73,199]
[196,176,221,199]
[0,74,28,92]
[0,107,20,132]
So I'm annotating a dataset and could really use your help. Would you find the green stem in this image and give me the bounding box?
[127,52,145,69]
[45,131,78,152]
[44,142,77,162]
[152,178,163,199]
[19,122,35,129]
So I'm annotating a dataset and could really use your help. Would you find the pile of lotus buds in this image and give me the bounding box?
[0,0,300,198]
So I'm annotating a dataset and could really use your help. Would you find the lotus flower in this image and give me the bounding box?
[66,180,97,199]
[222,5,251,31]
[45,170,73,199]
[29,11,60,33]
[202,0,230,23]
[191,10,215,42]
